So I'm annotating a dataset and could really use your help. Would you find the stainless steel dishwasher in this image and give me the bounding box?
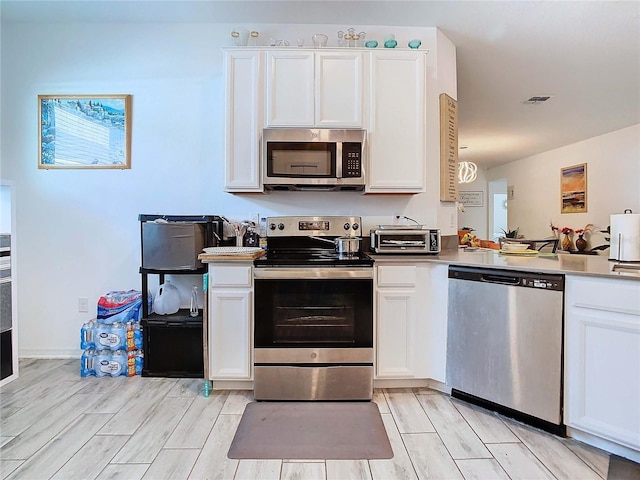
[446,265,565,435]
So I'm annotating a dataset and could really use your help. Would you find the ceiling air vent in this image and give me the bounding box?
[523,95,553,105]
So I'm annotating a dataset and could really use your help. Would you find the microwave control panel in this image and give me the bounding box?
[342,142,362,177]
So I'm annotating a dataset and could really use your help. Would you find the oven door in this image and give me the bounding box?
[254,268,373,349]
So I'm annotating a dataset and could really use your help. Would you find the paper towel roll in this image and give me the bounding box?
[610,212,640,261]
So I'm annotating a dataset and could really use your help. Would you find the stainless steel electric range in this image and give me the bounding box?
[253,216,374,401]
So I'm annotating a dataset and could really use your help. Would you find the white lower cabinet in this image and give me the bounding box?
[565,275,640,454]
[208,263,253,380]
[375,263,447,382]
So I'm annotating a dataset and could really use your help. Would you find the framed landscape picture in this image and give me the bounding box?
[38,94,132,169]
[560,163,587,213]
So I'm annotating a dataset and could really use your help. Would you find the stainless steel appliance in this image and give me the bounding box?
[262,128,366,191]
[446,266,565,435]
[139,214,224,271]
[370,225,440,254]
[253,216,374,400]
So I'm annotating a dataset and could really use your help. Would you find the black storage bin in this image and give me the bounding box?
[141,316,204,378]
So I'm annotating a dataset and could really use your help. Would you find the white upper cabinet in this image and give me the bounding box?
[224,48,429,193]
[266,51,315,126]
[265,50,364,128]
[315,51,364,127]
[223,50,263,192]
[366,51,427,193]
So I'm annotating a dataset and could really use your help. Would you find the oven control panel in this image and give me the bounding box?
[299,221,330,231]
[267,216,362,237]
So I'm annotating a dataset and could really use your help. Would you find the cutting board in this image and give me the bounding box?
[198,250,266,261]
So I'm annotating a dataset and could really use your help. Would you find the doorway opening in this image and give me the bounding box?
[489,179,507,242]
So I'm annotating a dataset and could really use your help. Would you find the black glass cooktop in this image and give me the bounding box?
[254,249,374,267]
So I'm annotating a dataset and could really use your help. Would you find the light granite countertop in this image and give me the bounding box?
[370,248,640,280]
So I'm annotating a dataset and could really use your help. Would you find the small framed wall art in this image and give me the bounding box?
[38,94,132,169]
[560,163,587,213]
[459,191,484,207]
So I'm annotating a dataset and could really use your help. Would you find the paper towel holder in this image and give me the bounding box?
[611,208,639,262]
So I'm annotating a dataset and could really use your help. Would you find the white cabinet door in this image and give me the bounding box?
[422,263,449,383]
[376,287,416,378]
[265,51,315,126]
[565,276,640,451]
[367,51,426,193]
[224,50,263,192]
[209,289,252,380]
[207,262,254,381]
[265,50,364,128]
[315,51,364,127]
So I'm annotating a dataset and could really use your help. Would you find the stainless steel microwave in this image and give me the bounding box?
[262,128,366,191]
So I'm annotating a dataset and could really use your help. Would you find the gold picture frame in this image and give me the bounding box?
[38,94,132,169]
[560,163,587,213]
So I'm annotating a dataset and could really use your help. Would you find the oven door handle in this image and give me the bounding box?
[254,267,373,279]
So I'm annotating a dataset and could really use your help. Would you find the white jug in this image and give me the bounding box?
[153,280,180,315]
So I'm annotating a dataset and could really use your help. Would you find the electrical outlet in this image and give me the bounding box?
[393,214,402,225]
[250,213,260,227]
[78,297,89,313]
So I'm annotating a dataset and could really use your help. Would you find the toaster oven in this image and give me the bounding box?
[370,226,440,254]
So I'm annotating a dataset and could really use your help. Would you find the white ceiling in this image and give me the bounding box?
[2,0,639,169]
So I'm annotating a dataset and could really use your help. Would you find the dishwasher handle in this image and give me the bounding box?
[480,273,521,286]
[448,266,565,292]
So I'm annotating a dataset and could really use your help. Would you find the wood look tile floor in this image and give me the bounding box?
[0,359,613,480]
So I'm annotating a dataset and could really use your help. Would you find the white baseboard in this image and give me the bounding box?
[20,349,80,359]
[211,380,253,390]
[373,378,451,392]
[567,426,640,463]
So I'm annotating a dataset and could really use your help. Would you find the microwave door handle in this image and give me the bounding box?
[336,142,343,179]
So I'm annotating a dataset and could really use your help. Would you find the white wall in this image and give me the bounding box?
[487,124,640,248]
[1,21,456,356]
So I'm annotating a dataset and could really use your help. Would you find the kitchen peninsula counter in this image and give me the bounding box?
[371,249,640,280]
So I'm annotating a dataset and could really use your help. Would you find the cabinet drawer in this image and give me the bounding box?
[567,276,640,316]
[209,265,252,287]
[377,265,417,287]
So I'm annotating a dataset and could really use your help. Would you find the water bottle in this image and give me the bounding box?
[135,350,144,376]
[190,285,199,317]
[80,349,96,377]
[80,320,95,349]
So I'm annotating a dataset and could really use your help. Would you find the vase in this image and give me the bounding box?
[575,234,588,252]
[562,234,573,251]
